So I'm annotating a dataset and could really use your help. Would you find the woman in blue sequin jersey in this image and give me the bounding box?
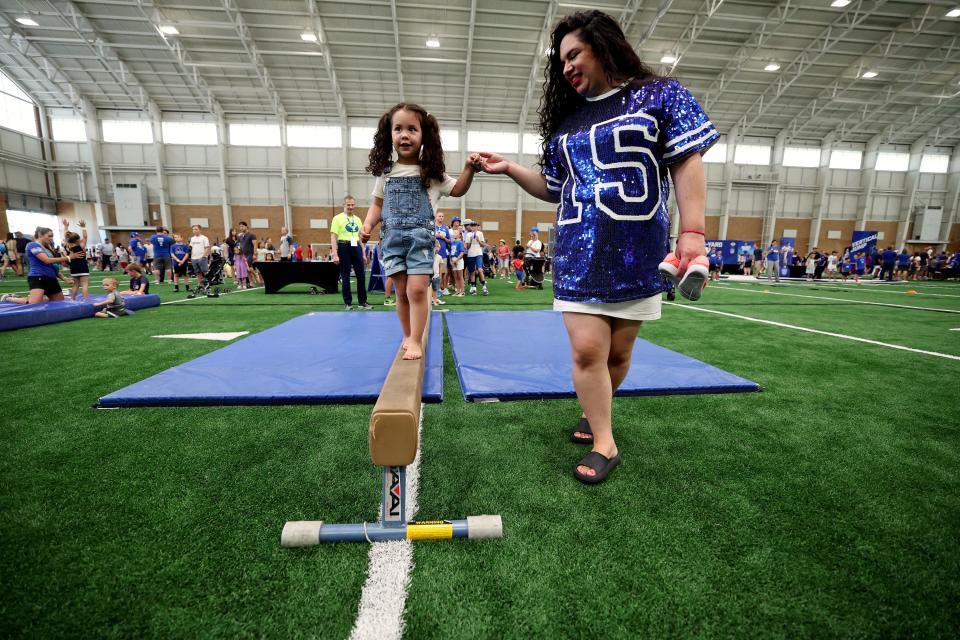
[478,10,718,484]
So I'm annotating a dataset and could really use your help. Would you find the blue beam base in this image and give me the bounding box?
[281,465,502,546]
[281,516,502,545]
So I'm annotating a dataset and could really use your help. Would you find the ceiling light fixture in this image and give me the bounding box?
[158,24,179,35]
[300,31,318,42]
[946,8,960,18]
[426,34,440,48]
[861,70,878,79]
[16,17,38,26]
[831,0,851,7]
[660,53,677,64]
[764,62,781,72]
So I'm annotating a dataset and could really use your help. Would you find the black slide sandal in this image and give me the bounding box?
[573,451,621,485]
[570,417,593,444]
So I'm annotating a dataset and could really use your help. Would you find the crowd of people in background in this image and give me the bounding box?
[709,240,960,284]
[0,209,554,306]
[5,220,958,308]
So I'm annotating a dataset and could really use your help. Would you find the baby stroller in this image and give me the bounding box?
[188,249,229,298]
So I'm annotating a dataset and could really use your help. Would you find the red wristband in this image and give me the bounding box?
[681,229,705,236]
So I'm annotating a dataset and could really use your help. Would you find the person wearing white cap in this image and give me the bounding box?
[462,219,489,296]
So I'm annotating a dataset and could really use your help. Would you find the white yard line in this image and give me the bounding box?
[712,283,960,314]
[152,332,249,341]
[722,278,960,299]
[664,302,960,362]
[160,286,263,304]
[349,405,424,640]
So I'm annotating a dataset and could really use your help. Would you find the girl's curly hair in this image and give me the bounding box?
[538,10,660,162]
[366,103,446,188]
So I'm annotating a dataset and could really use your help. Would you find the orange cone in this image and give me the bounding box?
[905,290,918,295]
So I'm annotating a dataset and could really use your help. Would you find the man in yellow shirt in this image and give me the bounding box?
[330,194,371,310]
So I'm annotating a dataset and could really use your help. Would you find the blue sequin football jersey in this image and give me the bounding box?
[543,78,719,303]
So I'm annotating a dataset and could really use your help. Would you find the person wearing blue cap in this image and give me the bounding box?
[435,211,452,294]
[462,219,488,295]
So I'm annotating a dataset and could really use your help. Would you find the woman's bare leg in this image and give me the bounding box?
[563,312,618,478]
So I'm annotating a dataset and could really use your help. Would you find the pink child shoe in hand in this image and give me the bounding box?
[658,252,682,285]
[658,252,710,301]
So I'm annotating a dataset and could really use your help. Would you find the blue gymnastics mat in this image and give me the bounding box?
[97,311,443,407]
[0,294,160,331]
[445,310,760,401]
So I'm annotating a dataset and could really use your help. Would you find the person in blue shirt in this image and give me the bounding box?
[753,243,764,276]
[170,233,192,292]
[896,248,910,280]
[149,226,174,284]
[708,247,723,281]
[880,245,898,281]
[854,252,866,284]
[475,10,716,484]
[0,227,72,304]
[449,232,466,296]
[435,211,452,294]
[128,232,144,265]
[765,242,781,283]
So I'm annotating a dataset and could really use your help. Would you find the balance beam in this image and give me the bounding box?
[368,313,430,467]
[282,313,503,546]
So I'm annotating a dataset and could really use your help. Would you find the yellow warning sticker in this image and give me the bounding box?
[406,523,454,541]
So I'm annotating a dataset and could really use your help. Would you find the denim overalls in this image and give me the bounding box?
[380,164,436,277]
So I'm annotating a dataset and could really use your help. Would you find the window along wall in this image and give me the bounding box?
[0,71,37,137]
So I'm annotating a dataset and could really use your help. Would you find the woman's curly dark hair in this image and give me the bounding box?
[538,10,660,162]
[366,102,446,188]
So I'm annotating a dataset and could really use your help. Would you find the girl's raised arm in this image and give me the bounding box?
[449,154,481,197]
[478,152,557,204]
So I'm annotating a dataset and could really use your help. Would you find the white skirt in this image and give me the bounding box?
[553,294,662,321]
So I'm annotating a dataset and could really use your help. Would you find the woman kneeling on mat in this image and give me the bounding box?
[0,227,72,305]
[476,10,716,484]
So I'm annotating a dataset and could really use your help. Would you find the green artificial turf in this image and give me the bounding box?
[1,273,958,638]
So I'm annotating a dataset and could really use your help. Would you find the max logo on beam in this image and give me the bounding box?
[388,466,402,519]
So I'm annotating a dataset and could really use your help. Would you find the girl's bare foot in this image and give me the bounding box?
[402,343,423,360]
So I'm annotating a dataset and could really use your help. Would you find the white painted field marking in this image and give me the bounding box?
[349,405,424,640]
[152,332,249,341]
[664,302,960,362]
[160,286,263,304]
[712,283,960,314]
[720,278,960,299]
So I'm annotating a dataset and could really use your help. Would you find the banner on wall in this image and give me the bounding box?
[851,230,879,255]
[779,237,795,277]
[705,240,757,266]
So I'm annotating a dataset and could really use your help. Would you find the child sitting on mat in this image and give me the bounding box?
[93,278,129,318]
[360,102,480,359]
[123,263,150,295]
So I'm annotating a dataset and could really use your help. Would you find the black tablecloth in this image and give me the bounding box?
[254,261,340,294]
